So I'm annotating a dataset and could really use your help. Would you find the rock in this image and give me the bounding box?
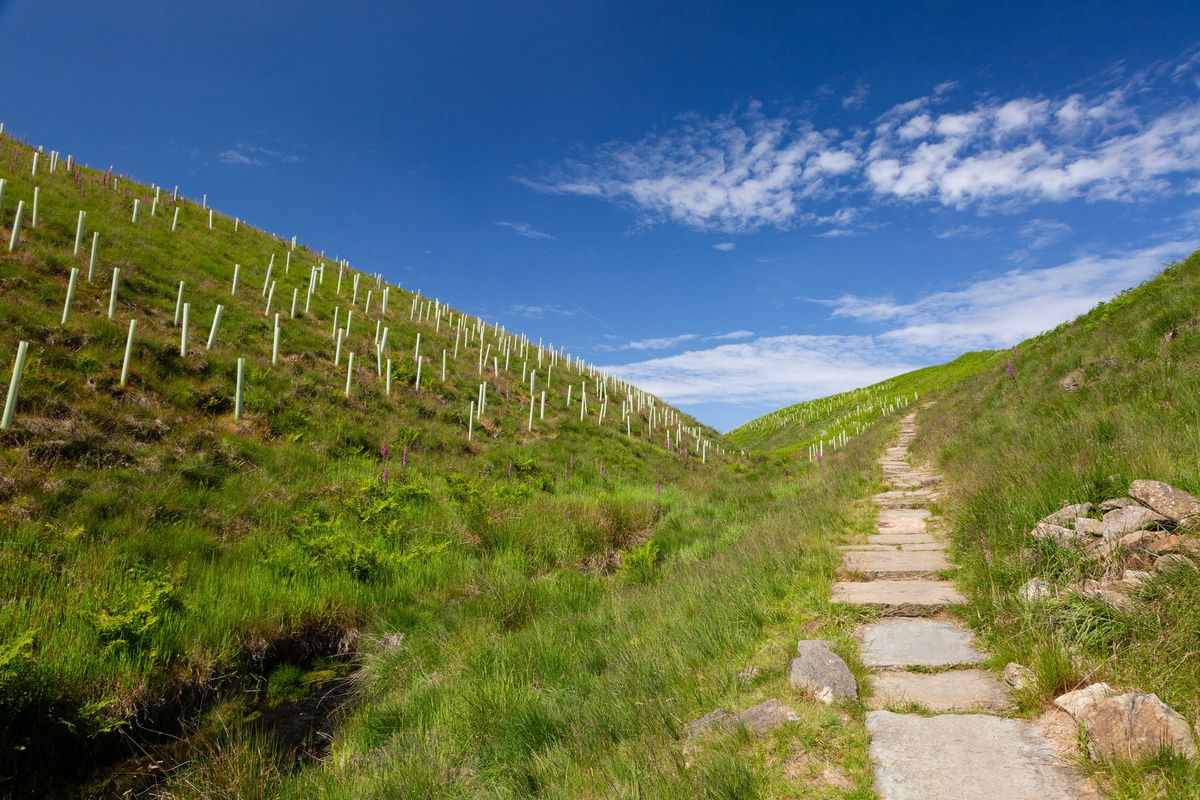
[787,640,858,703]
[1004,662,1036,691]
[1041,503,1095,527]
[1078,692,1197,760]
[1074,579,1134,610]
[1059,369,1084,391]
[1099,497,1138,512]
[1122,570,1153,585]
[736,699,799,735]
[1030,522,1077,544]
[1055,683,1118,718]
[1074,518,1104,537]
[1101,505,1170,538]
[1019,577,1053,601]
[1154,553,1195,574]
[1129,480,1200,528]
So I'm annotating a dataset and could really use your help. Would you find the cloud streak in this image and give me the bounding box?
[495,221,556,240]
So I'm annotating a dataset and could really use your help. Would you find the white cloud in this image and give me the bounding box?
[495,221,555,240]
[934,223,990,239]
[521,103,856,232]
[219,149,263,166]
[710,330,754,340]
[526,52,1200,228]
[596,333,699,352]
[842,80,870,110]
[713,242,736,251]
[603,241,1195,408]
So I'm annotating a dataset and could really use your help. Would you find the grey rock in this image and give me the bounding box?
[1073,579,1134,610]
[1074,518,1104,537]
[1078,692,1197,760]
[736,666,759,684]
[1041,502,1095,527]
[736,699,799,735]
[1129,479,1200,528]
[1059,369,1084,391]
[1030,522,1077,544]
[866,712,1089,800]
[787,640,858,703]
[1101,505,1170,538]
[1155,553,1196,574]
[1004,662,1036,691]
[1099,497,1138,513]
[1019,577,1053,602]
[1122,569,1153,585]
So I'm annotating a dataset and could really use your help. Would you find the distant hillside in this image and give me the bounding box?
[727,351,999,454]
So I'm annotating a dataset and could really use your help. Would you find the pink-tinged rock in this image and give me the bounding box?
[1031,522,1077,543]
[1055,683,1118,718]
[1075,518,1104,537]
[1099,498,1138,513]
[1129,480,1200,528]
[1079,692,1197,760]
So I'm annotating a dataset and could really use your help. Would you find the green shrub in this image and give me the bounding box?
[620,540,661,585]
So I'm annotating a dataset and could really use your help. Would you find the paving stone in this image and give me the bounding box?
[867,533,938,545]
[859,618,984,667]
[866,712,1089,800]
[868,670,1011,712]
[840,542,947,552]
[842,549,949,579]
[877,508,930,535]
[831,580,964,615]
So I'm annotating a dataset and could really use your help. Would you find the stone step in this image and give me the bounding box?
[831,580,964,615]
[872,490,936,508]
[839,542,947,552]
[858,618,984,668]
[866,712,1091,799]
[868,533,938,545]
[877,508,931,535]
[842,549,950,579]
[868,670,1011,712]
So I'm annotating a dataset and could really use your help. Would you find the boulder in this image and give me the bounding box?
[1074,579,1134,610]
[1059,369,1084,391]
[1122,570,1153,586]
[1155,553,1196,574]
[1055,682,1118,718]
[1041,502,1095,527]
[1030,522,1077,544]
[1018,577,1053,602]
[736,699,799,735]
[1129,480,1200,528]
[1099,497,1139,513]
[1003,662,1036,691]
[1079,692,1197,760]
[1101,505,1170,538]
[684,708,732,739]
[1074,517,1104,537]
[787,640,858,703]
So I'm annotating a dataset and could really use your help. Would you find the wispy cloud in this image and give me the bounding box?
[596,333,699,352]
[713,241,736,251]
[219,143,302,166]
[934,223,990,240]
[521,101,857,233]
[842,80,870,110]
[523,50,1200,230]
[495,221,556,240]
[508,303,575,318]
[604,241,1195,407]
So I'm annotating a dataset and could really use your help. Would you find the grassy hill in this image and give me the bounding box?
[726,351,999,455]
[0,129,734,796]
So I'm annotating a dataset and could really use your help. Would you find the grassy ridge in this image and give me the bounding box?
[726,351,998,454]
[0,131,724,793]
[913,253,1200,796]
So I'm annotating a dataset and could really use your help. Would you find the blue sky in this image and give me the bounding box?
[3,1,1199,430]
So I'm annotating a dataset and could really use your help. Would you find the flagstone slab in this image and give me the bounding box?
[877,508,930,535]
[831,580,964,615]
[842,549,949,579]
[866,712,1090,800]
[840,542,947,552]
[867,533,938,545]
[859,618,984,668]
[873,490,936,508]
[869,670,1010,712]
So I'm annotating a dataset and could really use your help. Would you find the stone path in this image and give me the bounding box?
[833,413,1091,799]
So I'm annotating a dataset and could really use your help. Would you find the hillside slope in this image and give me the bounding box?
[0,129,728,794]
